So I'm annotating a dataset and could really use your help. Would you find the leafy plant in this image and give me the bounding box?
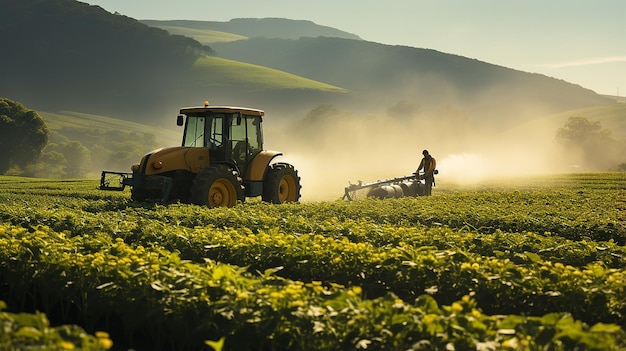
[0,173,624,350]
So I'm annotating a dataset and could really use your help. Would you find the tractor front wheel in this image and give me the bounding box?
[262,163,301,204]
[190,165,244,208]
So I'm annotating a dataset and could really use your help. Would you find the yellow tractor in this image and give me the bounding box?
[100,102,301,207]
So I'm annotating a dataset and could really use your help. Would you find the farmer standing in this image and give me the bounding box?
[415,149,436,196]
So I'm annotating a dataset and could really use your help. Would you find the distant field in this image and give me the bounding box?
[508,103,626,140]
[548,103,626,138]
[0,173,624,350]
[156,25,247,44]
[190,56,348,92]
[41,110,180,145]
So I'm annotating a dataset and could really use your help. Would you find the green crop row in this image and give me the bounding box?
[1,223,624,350]
[0,300,113,350]
[0,173,624,350]
[1,173,623,245]
[1,200,624,269]
[1,194,625,326]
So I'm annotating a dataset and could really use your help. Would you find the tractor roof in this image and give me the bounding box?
[180,105,264,117]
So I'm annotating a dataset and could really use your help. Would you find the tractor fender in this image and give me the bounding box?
[245,150,282,181]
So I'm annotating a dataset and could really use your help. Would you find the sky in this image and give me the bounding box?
[82,0,625,96]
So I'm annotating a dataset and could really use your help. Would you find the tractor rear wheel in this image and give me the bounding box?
[262,163,301,204]
[190,165,244,208]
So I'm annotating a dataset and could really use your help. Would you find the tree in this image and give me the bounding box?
[555,116,621,171]
[556,116,609,144]
[44,141,91,178]
[0,98,49,174]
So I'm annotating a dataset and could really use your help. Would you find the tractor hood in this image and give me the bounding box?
[139,146,210,175]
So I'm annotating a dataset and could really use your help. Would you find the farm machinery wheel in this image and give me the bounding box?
[190,165,244,208]
[131,188,148,202]
[262,162,301,204]
[367,185,404,199]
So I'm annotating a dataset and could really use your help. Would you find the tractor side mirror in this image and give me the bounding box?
[176,115,184,126]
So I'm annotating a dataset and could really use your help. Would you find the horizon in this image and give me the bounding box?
[83,0,625,97]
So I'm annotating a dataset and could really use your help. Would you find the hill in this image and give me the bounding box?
[41,110,180,146]
[141,18,363,44]
[0,0,343,123]
[186,56,347,93]
[141,25,247,45]
[1,0,613,128]
[144,20,614,130]
[0,0,212,117]
[209,37,613,129]
[508,103,626,140]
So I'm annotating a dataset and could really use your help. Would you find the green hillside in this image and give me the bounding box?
[142,18,362,41]
[507,103,626,140]
[156,25,247,44]
[189,56,348,92]
[41,111,180,145]
[37,110,182,178]
[0,0,216,120]
[2,0,614,130]
[551,104,626,138]
[209,36,614,131]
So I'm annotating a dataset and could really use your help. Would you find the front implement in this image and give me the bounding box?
[99,171,131,191]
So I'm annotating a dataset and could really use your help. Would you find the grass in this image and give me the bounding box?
[156,25,247,44]
[41,110,180,145]
[190,56,348,92]
[508,103,626,140]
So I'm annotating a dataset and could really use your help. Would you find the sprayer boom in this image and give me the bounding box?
[343,173,427,200]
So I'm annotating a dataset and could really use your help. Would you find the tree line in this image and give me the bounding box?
[0,98,159,178]
[1,98,625,179]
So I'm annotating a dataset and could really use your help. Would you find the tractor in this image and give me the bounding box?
[100,102,301,207]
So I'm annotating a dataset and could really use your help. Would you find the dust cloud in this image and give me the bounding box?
[263,102,609,202]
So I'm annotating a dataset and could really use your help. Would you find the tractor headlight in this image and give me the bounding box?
[152,161,163,170]
[131,164,140,172]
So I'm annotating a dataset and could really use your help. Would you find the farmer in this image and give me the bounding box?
[415,149,436,196]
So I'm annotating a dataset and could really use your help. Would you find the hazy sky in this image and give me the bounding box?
[84,0,625,96]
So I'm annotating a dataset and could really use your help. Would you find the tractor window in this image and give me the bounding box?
[230,114,246,143]
[230,114,263,169]
[182,116,206,147]
[247,116,262,154]
[230,114,247,165]
[207,115,224,151]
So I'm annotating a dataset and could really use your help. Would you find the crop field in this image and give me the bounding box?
[0,173,625,350]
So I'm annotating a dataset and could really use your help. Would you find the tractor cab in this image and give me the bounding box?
[179,103,264,176]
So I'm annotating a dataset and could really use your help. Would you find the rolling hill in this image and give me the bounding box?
[41,110,180,146]
[208,36,613,128]
[1,0,615,128]
[0,0,344,123]
[187,56,347,92]
[141,18,363,44]
[144,25,247,44]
